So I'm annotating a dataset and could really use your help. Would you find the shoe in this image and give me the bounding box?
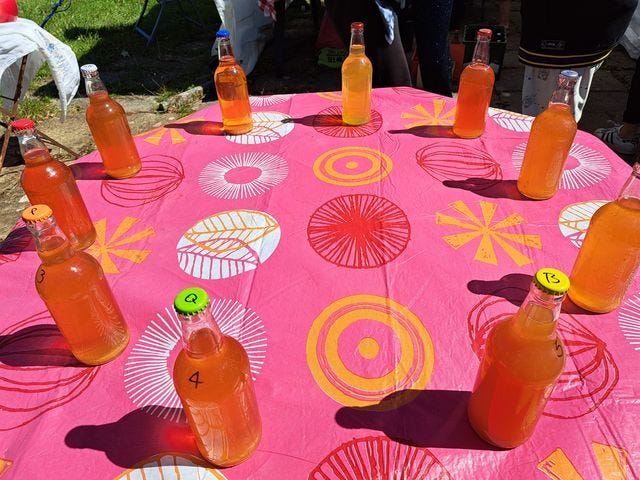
[594,125,639,155]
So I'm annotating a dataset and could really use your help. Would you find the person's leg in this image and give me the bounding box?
[522,65,557,117]
[414,0,454,96]
[622,56,640,129]
[373,11,412,87]
[571,62,601,122]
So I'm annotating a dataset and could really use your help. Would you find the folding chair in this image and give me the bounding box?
[134,0,206,45]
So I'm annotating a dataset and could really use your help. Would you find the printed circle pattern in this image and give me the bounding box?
[307,194,410,268]
[306,294,434,410]
[224,111,294,145]
[312,106,383,137]
[199,152,288,199]
[558,200,608,248]
[313,146,393,186]
[619,293,640,352]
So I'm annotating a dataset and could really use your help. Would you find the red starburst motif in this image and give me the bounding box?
[468,288,619,419]
[313,106,383,138]
[0,221,32,266]
[307,194,410,268]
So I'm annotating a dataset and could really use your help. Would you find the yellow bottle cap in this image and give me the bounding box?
[534,268,570,295]
[21,204,53,224]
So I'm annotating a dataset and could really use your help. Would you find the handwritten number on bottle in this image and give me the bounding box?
[554,338,563,358]
[189,371,204,389]
[36,268,45,284]
[543,271,560,284]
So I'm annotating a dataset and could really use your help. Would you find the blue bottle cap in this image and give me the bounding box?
[560,70,579,80]
[216,29,230,39]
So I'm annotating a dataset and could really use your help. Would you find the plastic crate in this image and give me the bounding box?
[463,24,507,79]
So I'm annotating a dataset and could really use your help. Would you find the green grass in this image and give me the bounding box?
[13,0,221,119]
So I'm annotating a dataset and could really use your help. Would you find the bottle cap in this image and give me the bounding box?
[80,64,99,77]
[10,118,35,132]
[174,287,210,316]
[534,268,570,296]
[560,70,579,81]
[351,22,364,30]
[22,204,53,224]
[216,29,230,39]
[477,28,492,39]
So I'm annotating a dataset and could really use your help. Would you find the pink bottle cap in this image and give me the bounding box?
[477,28,492,39]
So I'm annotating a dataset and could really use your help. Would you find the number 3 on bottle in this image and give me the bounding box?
[189,371,204,389]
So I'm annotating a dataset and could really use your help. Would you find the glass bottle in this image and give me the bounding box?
[214,30,253,135]
[172,287,261,467]
[468,268,568,448]
[81,64,142,179]
[341,21,372,126]
[517,71,578,200]
[453,28,495,138]
[13,118,96,250]
[568,164,640,312]
[22,204,129,365]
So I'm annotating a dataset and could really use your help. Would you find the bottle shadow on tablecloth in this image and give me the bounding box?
[335,389,502,451]
[442,178,528,201]
[0,226,35,254]
[165,120,224,136]
[70,162,109,180]
[387,126,457,138]
[282,114,342,127]
[0,323,82,367]
[65,407,201,468]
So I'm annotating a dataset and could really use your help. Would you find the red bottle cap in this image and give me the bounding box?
[10,118,35,131]
[351,22,364,30]
[477,28,492,39]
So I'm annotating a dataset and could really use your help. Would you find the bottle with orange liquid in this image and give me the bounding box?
[13,119,96,250]
[22,204,129,365]
[81,64,142,179]
[517,71,578,200]
[453,28,495,138]
[468,268,568,448]
[341,22,372,125]
[214,30,253,135]
[172,287,261,467]
[568,164,640,312]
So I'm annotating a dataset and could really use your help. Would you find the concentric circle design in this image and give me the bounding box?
[489,107,533,132]
[310,436,453,479]
[307,194,410,269]
[512,142,611,189]
[306,294,434,410]
[468,288,619,419]
[124,300,267,422]
[313,147,393,187]
[177,210,280,280]
[198,152,288,199]
[249,94,293,107]
[619,293,640,352]
[312,106,383,137]
[224,111,294,145]
[558,200,608,248]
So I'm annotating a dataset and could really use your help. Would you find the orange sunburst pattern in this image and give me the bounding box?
[436,200,542,266]
[401,100,456,127]
[0,458,12,477]
[538,443,630,479]
[87,217,156,274]
[139,116,206,145]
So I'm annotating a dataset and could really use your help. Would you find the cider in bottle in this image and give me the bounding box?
[341,22,372,126]
[569,163,640,312]
[214,30,253,135]
[453,29,495,138]
[517,71,578,200]
[22,204,129,365]
[468,268,568,448]
[13,119,96,250]
[81,64,142,179]
[172,287,262,467]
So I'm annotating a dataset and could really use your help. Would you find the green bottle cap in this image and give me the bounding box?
[174,287,209,316]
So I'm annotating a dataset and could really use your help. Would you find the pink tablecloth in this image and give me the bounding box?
[0,87,638,479]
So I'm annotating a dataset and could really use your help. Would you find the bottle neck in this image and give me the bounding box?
[548,79,575,108]
[218,38,235,62]
[177,308,224,358]
[617,163,640,204]
[15,129,48,161]
[349,28,365,54]
[512,284,563,339]
[472,37,490,65]
[84,75,107,97]
[26,217,74,265]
